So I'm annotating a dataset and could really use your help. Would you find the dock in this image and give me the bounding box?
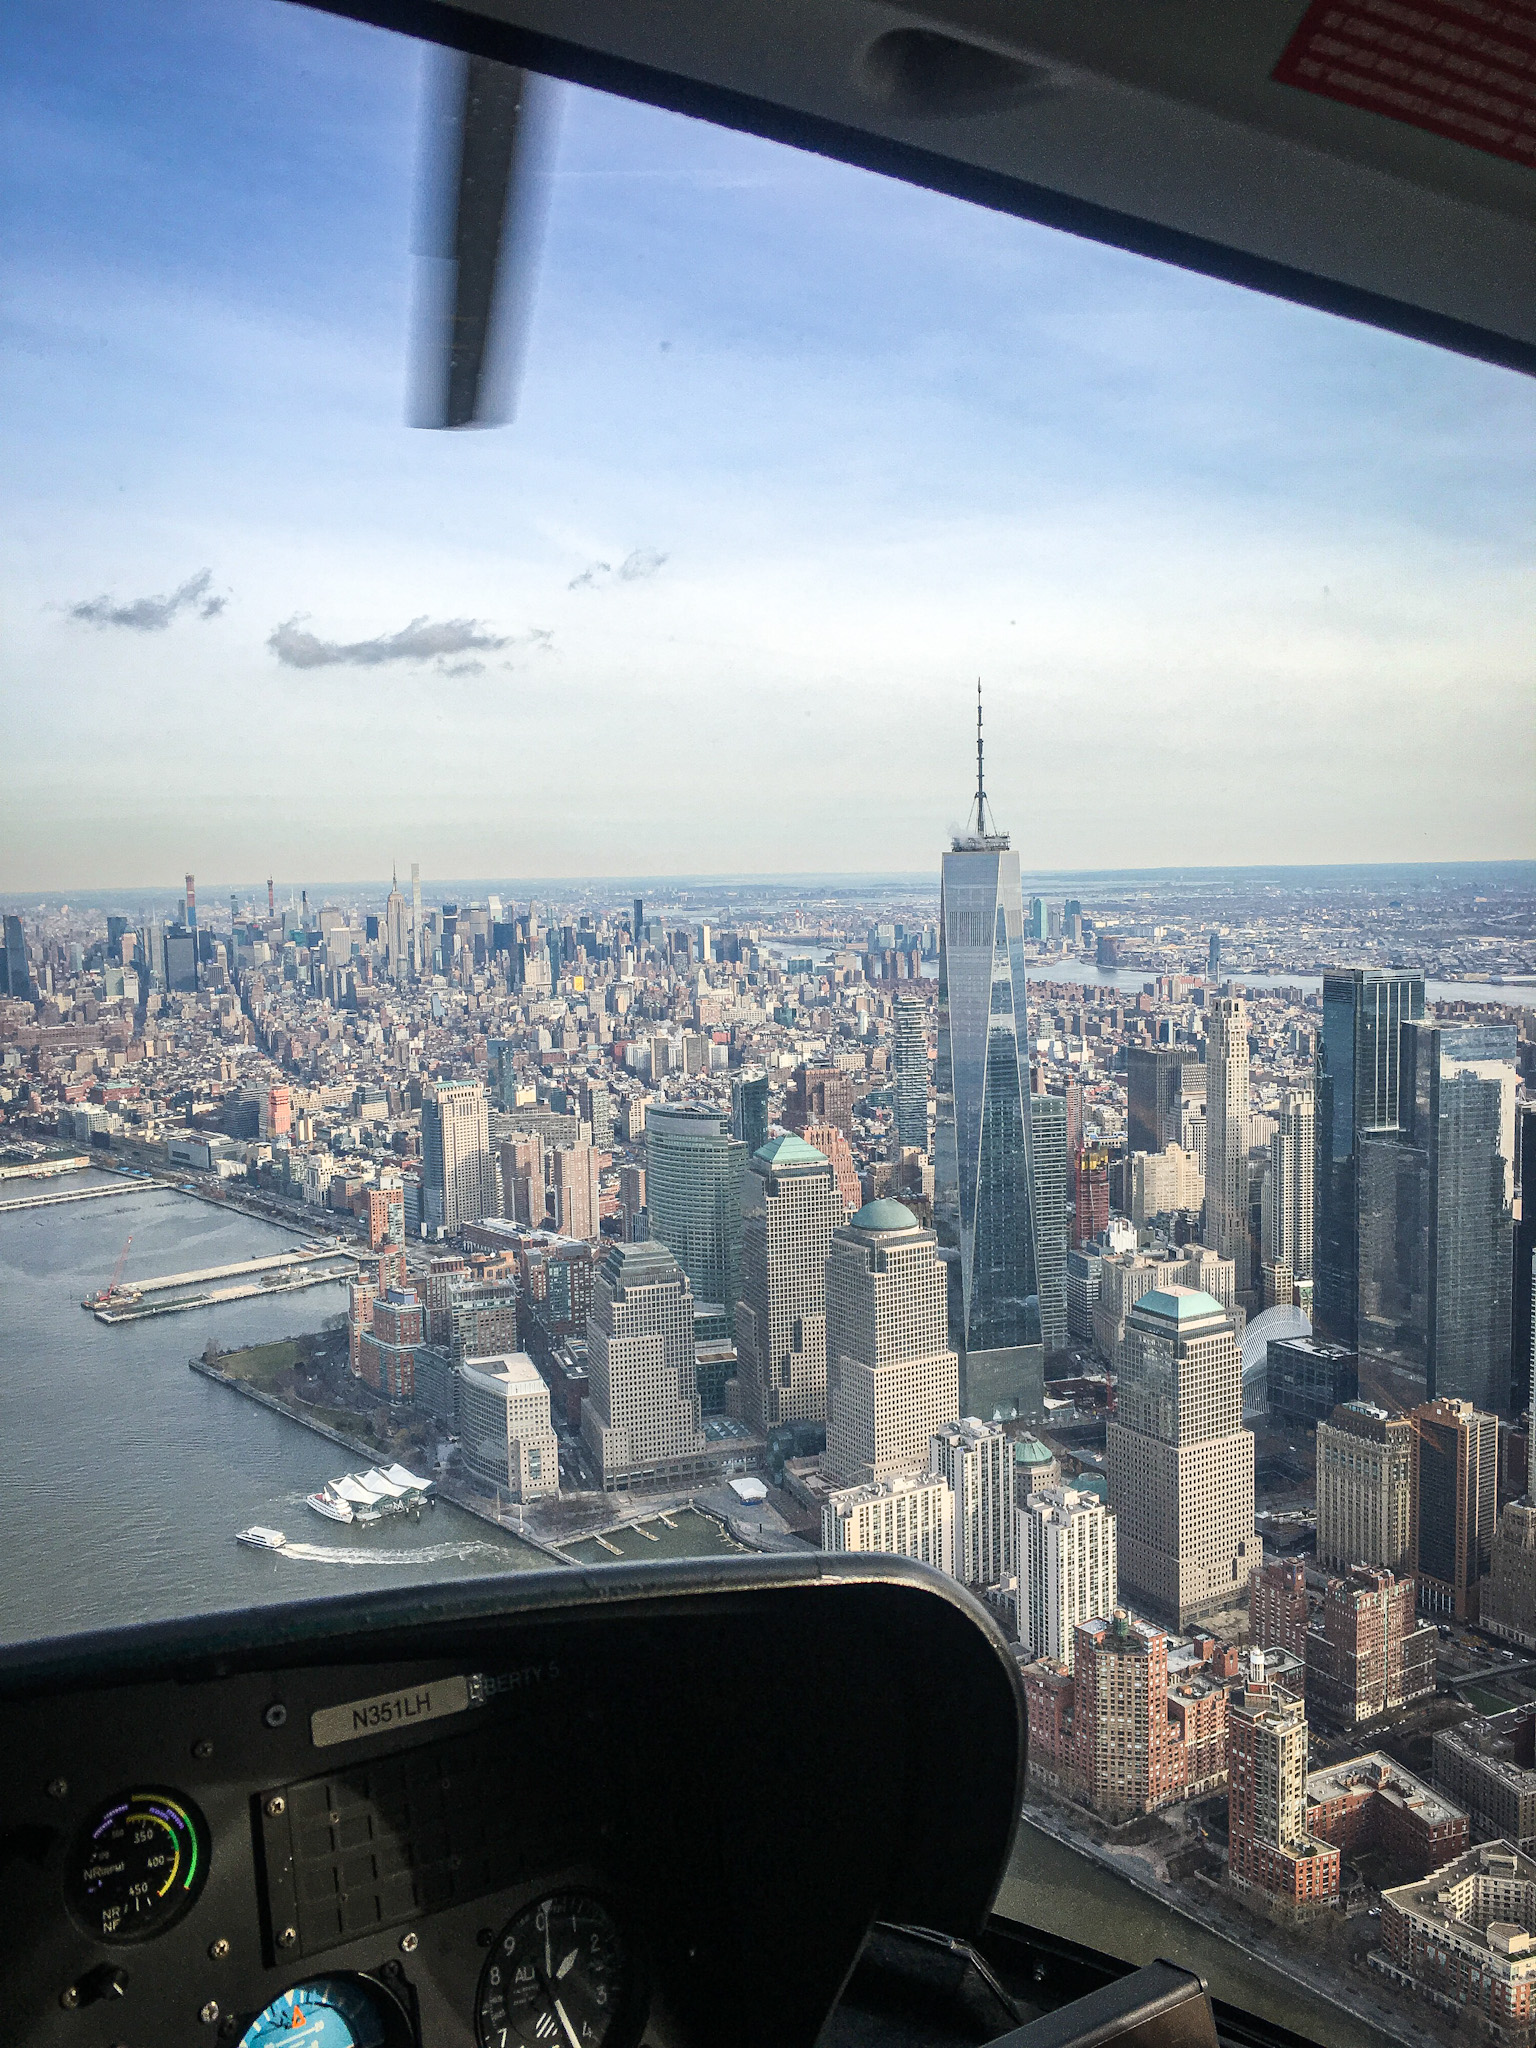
[0,1180,142,1214]
[92,1247,358,1322]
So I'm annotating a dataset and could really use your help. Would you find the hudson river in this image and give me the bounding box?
[0,1173,545,1646]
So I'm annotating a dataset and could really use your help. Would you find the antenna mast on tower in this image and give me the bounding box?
[975,679,988,838]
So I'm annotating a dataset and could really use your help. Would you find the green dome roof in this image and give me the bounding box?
[1135,1286,1227,1323]
[1013,1434,1055,1466]
[753,1134,828,1168]
[850,1197,918,1233]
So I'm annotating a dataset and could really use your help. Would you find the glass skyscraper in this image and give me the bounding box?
[934,702,1043,1423]
[644,1103,747,1353]
[1358,1022,1516,1413]
[1313,967,1425,1352]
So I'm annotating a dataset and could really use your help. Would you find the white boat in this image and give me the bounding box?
[236,1525,287,1550]
[305,1490,354,1524]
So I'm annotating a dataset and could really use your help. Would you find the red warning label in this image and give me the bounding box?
[1271,0,1536,168]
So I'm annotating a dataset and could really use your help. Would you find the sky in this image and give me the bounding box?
[3,0,1533,893]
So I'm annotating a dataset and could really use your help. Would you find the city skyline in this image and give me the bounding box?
[5,1,1534,890]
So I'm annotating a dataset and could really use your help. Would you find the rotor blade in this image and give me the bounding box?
[412,52,560,429]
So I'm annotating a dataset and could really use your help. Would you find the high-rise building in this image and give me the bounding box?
[1316,1400,1415,1574]
[801,1120,860,1217]
[421,1080,495,1233]
[821,1470,955,1575]
[183,874,199,989]
[632,896,643,943]
[366,1182,405,1251]
[500,1132,546,1227]
[933,695,1043,1423]
[1205,996,1251,1299]
[1304,1567,1436,1727]
[893,993,929,1153]
[784,1064,854,1139]
[1207,932,1221,980]
[410,862,422,977]
[457,1353,559,1500]
[550,1143,602,1241]
[730,1071,770,1157]
[581,1239,706,1490]
[1313,967,1425,1351]
[1228,1662,1340,1910]
[1018,1487,1117,1667]
[1360,1022,1516,1413]
[1412,1397,1498,1621]
[930,1417,1013,1587]
[1072,1614,1184,1821]
[1250,1558,1310,1658]
[385,874,409,980]
[1484,1504,1536,1651]
[735,1135,844,1435]
[1071,1147,1109,1251]
[356,1287,424,1402]
[1514,1109,1536,1425]
[1106,1285,1259,1628]
[1127,1048,1187,1156]
[1265,1336,1358,1430]
[1030,1093,1069,1353]
[618,1162,646,1241]
[1262,1089,1314,1281]
[644,1104,746,1337]
[823,1198,959,1487]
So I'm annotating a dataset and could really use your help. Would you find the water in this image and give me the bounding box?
[0,1174,546,1646]
[1033,961,1534,1007]
[1000,1817,1400,2048]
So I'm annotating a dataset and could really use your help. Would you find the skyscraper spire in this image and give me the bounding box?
[975,679,987,838]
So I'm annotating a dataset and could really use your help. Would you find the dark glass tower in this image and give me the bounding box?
[1359,1022,1516,1413]
[934,691,1043,1423]
[1126,1046,1185,1155]
[1313,967,1424,1353]
[1514,1106,1536,1420]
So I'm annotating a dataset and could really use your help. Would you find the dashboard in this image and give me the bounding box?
[0,1557,1025,2048]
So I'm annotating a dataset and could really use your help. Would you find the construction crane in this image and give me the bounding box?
[94,1235,132,1306]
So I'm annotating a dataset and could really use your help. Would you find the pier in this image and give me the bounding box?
[0,1180,142,1214]
[92,1246,358,1322]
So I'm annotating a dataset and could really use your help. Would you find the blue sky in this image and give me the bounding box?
[3,0,1532,890]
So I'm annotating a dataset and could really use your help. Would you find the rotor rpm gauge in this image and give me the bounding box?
[65,1787,209,1942]
[476,1892,643,2048]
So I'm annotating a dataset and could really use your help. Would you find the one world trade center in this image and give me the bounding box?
[934,691,1045,1424]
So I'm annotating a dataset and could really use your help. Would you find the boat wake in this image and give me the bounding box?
[278,1540,507,1568]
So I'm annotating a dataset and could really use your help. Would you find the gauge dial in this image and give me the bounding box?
[65,1788,208,1942]
[477,1893,640,2048]
[237,1978,403,2048]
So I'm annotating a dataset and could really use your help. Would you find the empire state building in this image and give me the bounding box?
[933,691,1045,1424]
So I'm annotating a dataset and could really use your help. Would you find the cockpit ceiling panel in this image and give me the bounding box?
[319,0,1535,371]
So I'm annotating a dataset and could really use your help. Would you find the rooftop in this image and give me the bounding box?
[1133,1284,1227,1325]
[849,1196,918,1233]
[1307,1751,1464,1829]
[752,1133,829,1170]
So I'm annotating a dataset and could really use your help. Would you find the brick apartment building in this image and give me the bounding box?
[1250,1558,1310,1658]
[1305,1566,1436,1730]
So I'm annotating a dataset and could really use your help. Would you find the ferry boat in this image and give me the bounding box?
[235,1525,287,1550]
[305,1489,354,1524]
